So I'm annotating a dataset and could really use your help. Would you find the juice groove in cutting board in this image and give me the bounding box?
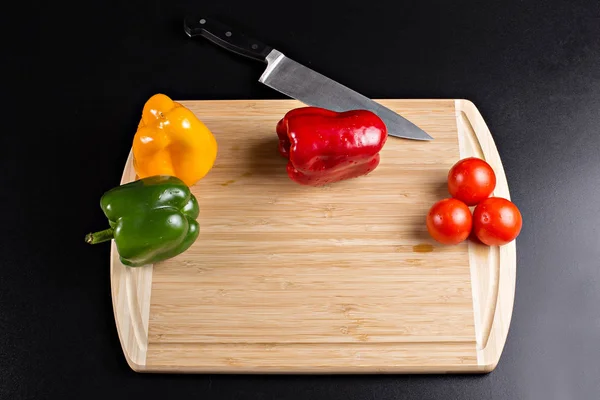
[109,99,516,373]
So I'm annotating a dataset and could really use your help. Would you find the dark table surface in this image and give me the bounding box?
[3,0,599,399]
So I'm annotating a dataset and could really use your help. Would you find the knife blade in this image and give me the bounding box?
[183,16,433,141]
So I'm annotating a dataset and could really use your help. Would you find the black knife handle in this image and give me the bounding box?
[184,16,273,63]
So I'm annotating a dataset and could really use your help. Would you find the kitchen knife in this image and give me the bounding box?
[183,16,433,141]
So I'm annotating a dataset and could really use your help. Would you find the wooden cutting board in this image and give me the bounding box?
[110,99,516,374]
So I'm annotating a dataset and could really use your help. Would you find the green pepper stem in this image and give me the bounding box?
[85,228,114,244]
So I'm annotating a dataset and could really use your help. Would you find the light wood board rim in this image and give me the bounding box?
[110,151,153,372]
[455,99,516,371]
[109,99,516,374]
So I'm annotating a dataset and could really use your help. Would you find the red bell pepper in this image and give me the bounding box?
[276,107,388,186]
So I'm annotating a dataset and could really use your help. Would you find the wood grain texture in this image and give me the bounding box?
[110,99,516,373]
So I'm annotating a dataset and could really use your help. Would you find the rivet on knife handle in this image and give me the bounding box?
[184,16,273,62]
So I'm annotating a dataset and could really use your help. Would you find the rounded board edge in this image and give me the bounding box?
[110,150,153,372]
[455,99,517,372]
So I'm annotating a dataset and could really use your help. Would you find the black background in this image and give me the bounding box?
[3,0,599,399]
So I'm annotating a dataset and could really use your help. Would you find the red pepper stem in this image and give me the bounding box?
[85,228,115,244]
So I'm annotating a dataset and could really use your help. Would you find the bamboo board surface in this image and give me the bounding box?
[110,99,516,373]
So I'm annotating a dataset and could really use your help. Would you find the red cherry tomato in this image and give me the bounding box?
[448,157,496,206]
[426,198,473,245]
[473,197,522,246]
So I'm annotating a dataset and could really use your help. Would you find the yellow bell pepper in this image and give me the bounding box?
[132,94,218,186]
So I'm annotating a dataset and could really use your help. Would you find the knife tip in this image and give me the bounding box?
[387,131,434,141]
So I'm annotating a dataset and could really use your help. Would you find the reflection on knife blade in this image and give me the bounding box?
[259,50,433,141]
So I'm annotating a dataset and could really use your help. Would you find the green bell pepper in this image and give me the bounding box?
[85,175,200,267]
